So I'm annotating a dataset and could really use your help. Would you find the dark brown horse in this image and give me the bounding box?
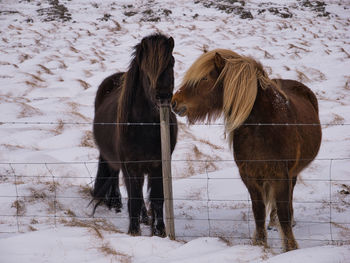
[171,49,321,251]
[92,34,178,236]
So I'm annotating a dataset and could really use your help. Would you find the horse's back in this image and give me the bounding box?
[93,72,124,168]
[95,72,124,111]
[276,79,319,114]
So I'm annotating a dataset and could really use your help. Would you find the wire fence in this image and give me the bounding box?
[0,121,349,248]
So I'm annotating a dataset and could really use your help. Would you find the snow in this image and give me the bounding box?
[1,0,350,262]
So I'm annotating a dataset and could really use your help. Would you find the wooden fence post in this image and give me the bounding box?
[159,103,175,240]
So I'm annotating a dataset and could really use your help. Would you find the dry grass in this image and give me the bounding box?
[99,242,131,263]
[67,102,90,121]
[51,119,65,135]
[27,187,48,202]
[18,102,43,118]
[70,46,79,53]
[58,60,68,69]
[83,69,93,77]
[47,199,64,214]
[340,47,350,58]
[1,144,26,150]
[79,184,93,198]
[38,64,53,75]
[31,218,39,224]
[12,200,26,216]
[28,225,38,231]
[332,222,350,231]
[111,19,122,31]
[62,218,122,235]
[80,130,95,148]
[77,79,91,90]
[26,73,45,83]
[25,80,37,88]
[324,113,344,128]
[296,70,311,83]
[64,209,76,217]
[344,77,350,90]
[18,54,32,63]
[289,43,310,53]
[198,139,224,150]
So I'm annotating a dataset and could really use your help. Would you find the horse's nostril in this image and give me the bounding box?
[171,100,177,109]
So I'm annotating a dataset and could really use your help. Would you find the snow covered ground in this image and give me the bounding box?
[0,0,349,262]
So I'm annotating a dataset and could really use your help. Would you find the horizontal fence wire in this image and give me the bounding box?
[1,158,349,244]
[0,122,349,246]
[1,121,350,126]
[0,156,349,164]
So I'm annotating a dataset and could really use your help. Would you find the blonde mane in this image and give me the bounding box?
[181,49,241,88]
[182,49,283,147]
[219,56,280,147]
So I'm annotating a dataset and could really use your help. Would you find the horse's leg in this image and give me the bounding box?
[107,164,122,212]
[140,191,150,225]
[268,176,297,230]
[149,166,166,237]
[274,176,298,251]
[92,156,122,213]
[291,177,297,227]
[92,156,119,213]
[246,180,267,247]
[123,170,143,236]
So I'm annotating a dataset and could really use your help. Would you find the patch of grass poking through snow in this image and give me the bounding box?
[99,242,131,263]
[80,130,95,148]
[194,0,253,19]
[79,184,93,198]
[11,200,26,216]
[51,119,65,135]
[37,0,72,22]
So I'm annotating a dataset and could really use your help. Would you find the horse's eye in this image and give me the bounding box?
[202,77,208,81]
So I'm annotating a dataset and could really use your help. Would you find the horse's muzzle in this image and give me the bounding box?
[171,100,187,116]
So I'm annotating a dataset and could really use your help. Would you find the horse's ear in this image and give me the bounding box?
[168,37,174,50]
[141,38,148,51]
[214,52,226,71]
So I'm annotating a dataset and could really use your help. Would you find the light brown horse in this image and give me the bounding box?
[171,49,321,251]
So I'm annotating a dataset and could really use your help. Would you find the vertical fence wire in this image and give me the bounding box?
[329,159,334,242]
[205,160,211,237]
[9,163,20,232]
[83,162,94,186]
[45,163,57,227]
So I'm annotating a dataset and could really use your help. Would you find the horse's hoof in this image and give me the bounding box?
[128,221,141,236]
[128,228,141,236]
[283,240,298,252]
[153,225,166,237]
[253,239,268,248]
[114,200,123,213]
[253,231,267,248]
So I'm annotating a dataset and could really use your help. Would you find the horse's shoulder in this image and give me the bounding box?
[274,79,319,113]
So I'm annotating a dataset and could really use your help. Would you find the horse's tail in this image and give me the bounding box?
[90,156,122,215]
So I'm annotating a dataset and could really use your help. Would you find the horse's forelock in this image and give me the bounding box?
[138,36,173,89]
[180,49,241,91]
